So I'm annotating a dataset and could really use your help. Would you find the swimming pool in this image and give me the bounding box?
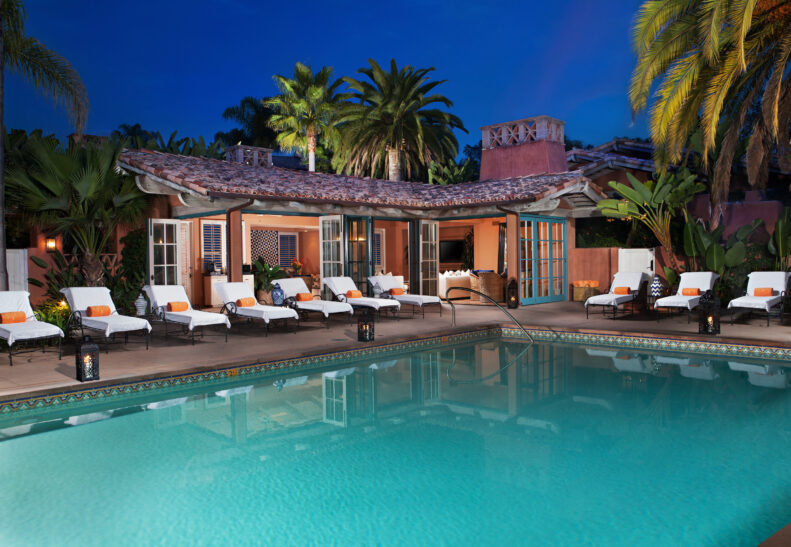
[1,338,790,545]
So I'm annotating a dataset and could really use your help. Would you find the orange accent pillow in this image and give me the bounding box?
[613,286,630,295]
[296,293,313,302]
[168,301,189,312]
[86,305,111,317]
[0,311,26,324]
[681,288,700,296]
[346,290,362,299]
[236,297,256,307]
[754,287,773,297]
[390,288,404,295]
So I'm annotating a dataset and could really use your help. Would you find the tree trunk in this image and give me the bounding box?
[0,17,9,291]
[82,253,105,287]
[387,147,402,181]
[307,128,316,172]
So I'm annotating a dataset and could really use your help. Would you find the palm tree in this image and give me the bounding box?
[629,0,791,221]
[338,59,466,182]
[215,96,277,148]
[6,137,145,286]
[0,0,88,290]
[265,63,345,172]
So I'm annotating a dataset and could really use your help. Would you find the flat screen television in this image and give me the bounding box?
[440,240,465,262]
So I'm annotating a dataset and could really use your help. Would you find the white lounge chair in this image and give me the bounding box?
[215,282,299,335]
[369,274,442,318]
[654,272,719,322]
[727,271,790,326]
[143,284,230,344]
[0,291,63,366]
[584,272,647,318]
[60,287,152,349]
[275,278,353,327]
[323,277,400,318]
[728,361,789,389]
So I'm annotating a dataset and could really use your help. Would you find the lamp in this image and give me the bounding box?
[506,279,519,309]
[76,336,100,381]
[358,311,375,342]
[45,237,57,252]
[698,291,720,335]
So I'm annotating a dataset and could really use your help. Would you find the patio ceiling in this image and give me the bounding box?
[119,149,605,219]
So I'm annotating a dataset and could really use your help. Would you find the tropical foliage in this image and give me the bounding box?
[596,169,705,269]
[215,96,278,148]
[630,0,791,216]
[112,125,225,159]
[265,63,345,172]
[6,137,146,285]
[427,158,477,185]
[0,0,89,290]
[252,259,287,293]
[336,59,466,181]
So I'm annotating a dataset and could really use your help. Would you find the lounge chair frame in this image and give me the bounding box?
[219,301,299,335]
[585,289,640,319]
[729,290,787,327]
[67,311,150,350]
[5,311,62,366]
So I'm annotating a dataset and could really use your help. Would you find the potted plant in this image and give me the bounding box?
[253,258,287,304]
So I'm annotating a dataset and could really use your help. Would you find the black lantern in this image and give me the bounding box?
[358,311,375,342]
[698,291,720,335]
[506,278,519,309]
[76,336,100,381]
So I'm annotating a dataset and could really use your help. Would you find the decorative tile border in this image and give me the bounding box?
[3,325,790,416]
[500,327,791,361]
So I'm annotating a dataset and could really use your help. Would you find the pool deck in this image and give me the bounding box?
[1,300,789,401]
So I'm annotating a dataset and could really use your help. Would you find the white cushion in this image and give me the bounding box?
[727,295,782,313]
[608,272,647,292]
[677,272,719,292]
[323,277,358,296]
[391,293,440,306]
[215,282,255,305]
[60,287,117,314]
[0,291,63,346]
[276,278,311,298]
[144,285,193,311]
[369,275,402,292]
[164,309,231,330]
[295,300,353,318]
[585,293,635,308]
[80,315,152,338]
[654,294,700,310]
[347,296,400,310]
[745,271,790,296]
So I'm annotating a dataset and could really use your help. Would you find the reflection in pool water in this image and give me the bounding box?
[1,340,790,546]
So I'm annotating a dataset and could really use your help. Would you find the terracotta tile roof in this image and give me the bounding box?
[119,149,593,210]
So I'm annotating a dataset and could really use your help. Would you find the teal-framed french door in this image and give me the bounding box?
[519,214,567,305]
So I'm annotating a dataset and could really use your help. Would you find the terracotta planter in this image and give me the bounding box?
[256,290,273,305]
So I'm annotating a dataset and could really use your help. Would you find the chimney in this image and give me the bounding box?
[479,116,567,179]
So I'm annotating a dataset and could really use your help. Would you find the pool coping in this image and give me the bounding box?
[2,323,790,414]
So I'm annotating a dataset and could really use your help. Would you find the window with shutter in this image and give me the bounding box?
[278,233,297,268]
[201,222,225,272]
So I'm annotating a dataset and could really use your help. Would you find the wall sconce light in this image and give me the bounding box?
[45,238,57,252]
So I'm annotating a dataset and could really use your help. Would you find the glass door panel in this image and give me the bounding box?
[345,217,371,295]
[518,215,567,305]
[148,219,181,286]
[419,220,439,296]
[319,215,344,300]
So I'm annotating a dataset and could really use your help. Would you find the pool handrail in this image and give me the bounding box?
[444,286,533,384]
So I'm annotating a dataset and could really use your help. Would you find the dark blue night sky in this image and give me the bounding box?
[6,0,648,150]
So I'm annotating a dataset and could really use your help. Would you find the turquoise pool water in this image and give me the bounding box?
[1,339,791,545]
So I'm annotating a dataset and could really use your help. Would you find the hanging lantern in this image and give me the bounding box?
[45,237,57,252]
[76,336,100,382]
[271,283,285,306]
[506,279,519,309]
[698,291,720,335]
[358,311,375,342]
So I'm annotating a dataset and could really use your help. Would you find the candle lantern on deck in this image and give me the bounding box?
[76,336,100,381]
[698,291,720,335]
[506,279,519,309]
[358,311,375,342]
